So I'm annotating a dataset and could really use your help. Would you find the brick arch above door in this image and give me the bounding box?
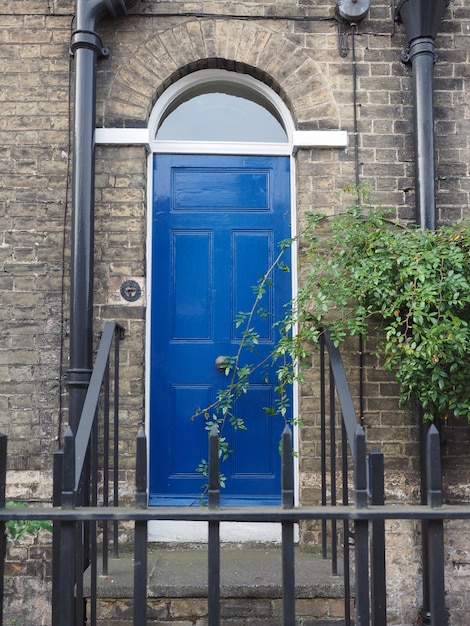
[101,19,340,129]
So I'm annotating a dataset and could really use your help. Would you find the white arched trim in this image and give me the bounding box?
[96,70,348,153]
[148,69,293,146]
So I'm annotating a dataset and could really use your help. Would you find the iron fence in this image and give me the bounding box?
[0,325,468,624]
[1,425,469,625]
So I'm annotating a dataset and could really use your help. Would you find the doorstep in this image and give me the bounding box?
[85,544,346,600]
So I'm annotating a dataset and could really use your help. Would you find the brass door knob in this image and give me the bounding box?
[215,356,229,372]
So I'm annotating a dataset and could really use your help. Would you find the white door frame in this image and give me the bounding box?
[146,70,298,542]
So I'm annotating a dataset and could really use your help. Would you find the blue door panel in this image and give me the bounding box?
[172,168,270,209]
[173,231,212,339]
[150,154,291,506]
[231,385,275,476]
[169,385,211,477]
[233,231,273,341]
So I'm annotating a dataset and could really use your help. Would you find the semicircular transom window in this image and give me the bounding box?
[156,81,288,142]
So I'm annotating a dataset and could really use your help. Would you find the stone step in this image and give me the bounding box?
[85,545,352,625]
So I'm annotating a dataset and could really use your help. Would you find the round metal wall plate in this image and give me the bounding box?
[336,0,370,22]
[120,279,142,302]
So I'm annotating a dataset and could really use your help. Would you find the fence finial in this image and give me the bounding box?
[281,425,294,509]
[135,426,147,508]
[208,425,220,508]
[354,424,368,508]
[62,426,75,508]
[426,424,442,508]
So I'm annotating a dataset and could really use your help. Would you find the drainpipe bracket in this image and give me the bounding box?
[401,37,437,66]
[70,29,110,58]
[400,51,411,65]
[408,37,436,60]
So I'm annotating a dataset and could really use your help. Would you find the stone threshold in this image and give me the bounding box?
[85,544,347,600]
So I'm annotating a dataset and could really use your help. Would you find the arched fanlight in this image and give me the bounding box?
[153,71,289,143]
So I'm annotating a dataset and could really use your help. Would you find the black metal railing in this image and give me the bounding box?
[319,329,387,624]
[52,321,125,626]
[0,423,465,625]
[318,330,449,626]
[0,325,462,625]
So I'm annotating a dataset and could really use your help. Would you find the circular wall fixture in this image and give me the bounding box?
[120,280,142,302]
[336,0,370,22]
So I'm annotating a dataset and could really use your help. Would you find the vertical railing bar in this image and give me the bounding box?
[208,425,220,626]
[420,418,431,625]
[62,427,76,508]
[60,520,77,626]
[281,426,295,509]
[91,406,99,506]
[320,333,328,559]
[208,425,220,509]
[341,419,351,625]
[89,406,99,626]
[134,519,148,626]
[134,427,148,626]
[113,328,120,558]
[341,418,349,504]
[0,433,7,626]
[102,357,110,576]
[427,521,448,626]
[342,518,352,626]
[329,364,337,575]
[74,516,85,621]
[426,425,448,626]
[369,450,386,626]
[52,450,63,626]
[90,519,98,626]
[354,425,370,626]
[281,426,295,626]
[61,427,76,625]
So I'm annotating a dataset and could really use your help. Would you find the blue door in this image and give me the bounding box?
[149,154,292,505]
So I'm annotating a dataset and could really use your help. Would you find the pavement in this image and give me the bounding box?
[88,545,346,599]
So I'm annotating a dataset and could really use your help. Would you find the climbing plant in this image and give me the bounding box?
[289,186,470,422]
[193,185,470,493]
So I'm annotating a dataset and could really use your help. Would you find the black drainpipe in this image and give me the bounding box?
[395,3,449,624]
[396,0,448,231]
[67,0,138,434]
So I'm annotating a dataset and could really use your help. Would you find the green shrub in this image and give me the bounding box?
[5,502,52,542]
[287,186,470,421]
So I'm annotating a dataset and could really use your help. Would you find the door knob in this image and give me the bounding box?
[215,356,230,372]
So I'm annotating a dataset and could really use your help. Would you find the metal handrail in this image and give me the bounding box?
[53,321,125,625]
[322,329,360,460]
[73,321,124,491]
[319,327,368,623]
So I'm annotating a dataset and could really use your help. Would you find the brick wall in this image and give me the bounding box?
[1,0,470,624]
[5,532,53,625]
[0,6,71,498]
[90,597,350,625]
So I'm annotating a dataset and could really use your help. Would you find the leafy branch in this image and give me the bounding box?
[285,185,470,421]
[191,238,295,496]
